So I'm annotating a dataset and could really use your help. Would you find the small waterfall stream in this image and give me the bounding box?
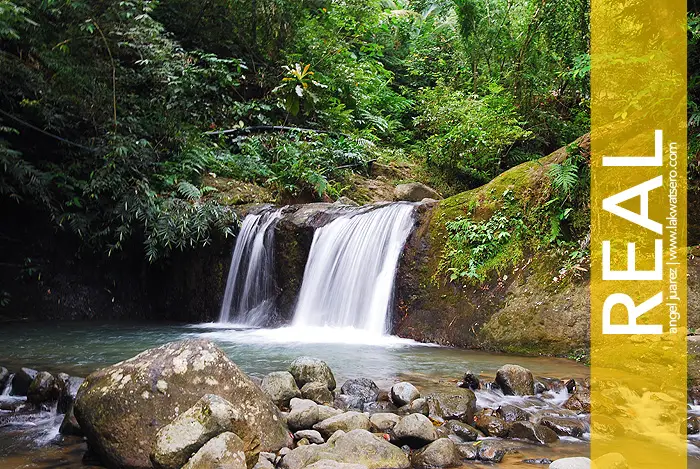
[218,209,282,325]
[292,203,415,334]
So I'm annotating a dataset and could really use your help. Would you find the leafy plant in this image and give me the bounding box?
[272,63,328,116]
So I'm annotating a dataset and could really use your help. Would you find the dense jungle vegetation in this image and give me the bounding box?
[0,0,696,307]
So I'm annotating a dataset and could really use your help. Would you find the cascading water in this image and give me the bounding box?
[292,203,415,335]
[218,209,282,325]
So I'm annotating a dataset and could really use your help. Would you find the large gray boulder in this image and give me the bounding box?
[261,371,301,408]
[508,421,559,444]
[151,394,260,469]
[549,457,594,469]
[473,409,510,437]
[288,398,321,431]
[393,183,441,202]
[74,340,291,469]
[302,382,334,404]
[27,371,60,405]
[11,367,37,396]
[289,357,336,391]
[440,420,481,442]
[181,432,247,469]
[426,389,477,424]
[313,412,371,439]
[390,382,420,407]
[495,364,535,396]
[279,429,410,469]
[369,413,401,433]
[411,438,458,468]
[393,413,437,448]
[340,379,379,407]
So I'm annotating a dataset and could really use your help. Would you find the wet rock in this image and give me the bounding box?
[279,429,410,469]
[508,421,559,444]
[334,394,364,411]
[455,442,478,460]
[305,461,369,469]
[289,357,336,391]
[459,371,480,390]
[313,411,371,439]
[27,371,60,405]
[394,183,441,202]
[687,416,700,435]
[563,388,591,414]
[182,432,247,469]
[409,398,428,415]
[302,382,334,405]
[369,413,401,433]
[477,440,507,463]
[288,398,320,431]
[151,394,261,469]
[0,367,9,390]
[440,420,481,442]
[390,382,420,407]
[534,380,547,394]
[593,453,626,469]
[473,409,510,437]
[11,367,37,396]
[531,408,580,421]
[495,364,535,396]
[340,378,379,407]
[539,378,566,392]
[564,379,577,393]
[411,438,458,468]
[393,413,437,448]
[58,375,84,414]
[294,430,325,444]
[539,417,586,438]
[363,401,398,414]
[59,406,83,436]
[426,389,477,424]
[549,457,593,469]
[523,458,553,465]
[75,340,291,469]
[497,404,531,422]
[262,371,302,408]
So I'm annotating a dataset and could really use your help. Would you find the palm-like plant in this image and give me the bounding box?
[272,63,328,116]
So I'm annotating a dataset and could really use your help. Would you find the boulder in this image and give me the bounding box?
[262,371,302,408]
[253,457,275,469]
[306,461,368,469]
[393,413,437,448]
[289,357,336,391]
[27,371,61,405]
[318,405,343,421]
[687,416,700,435]
[369,413,401,433]
[334,394,364,410]
[394,183,441,202]
[390,382,420,407]
[59,406,83,436]
[313,412,371,439]
[302,382,334,405]
[459,371,480,390]
[495,364,535,396]
[425,389,477,424]
[11,367,37,396]
[288,398,321,431]
[334,197,360,207]
[455,443,478,460]
[57,374,85,414]
[473,409,510,437]
[181,432,247,469]
[75,340,291,469]
[508,421,559,444]
[409,398,428,415]
[411,438,458,468]
[279,429,410,469]
[538,417,587,437]
[294,430,325,444]
[496,404,531,422]
[340,379,379,407]
[151,394,261,469]
[476,440,507,463]
[363,401,398,414]
[563,388,591,414]
[440,420,481,442]
[549,457,594,469]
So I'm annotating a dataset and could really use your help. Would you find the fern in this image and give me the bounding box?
[177,181,202,200]
[548,159,579,197]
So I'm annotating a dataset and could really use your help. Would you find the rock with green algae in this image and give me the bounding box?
[261,371,302,408]
[151,394,260,469]
[279,429,410,469]
[74,339,292,469]
[181,432,247,469]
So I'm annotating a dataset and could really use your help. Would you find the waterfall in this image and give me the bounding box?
[292,203,415,335]
[218,209,282,325]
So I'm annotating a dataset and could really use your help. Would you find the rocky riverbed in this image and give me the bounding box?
[1,339,697,469]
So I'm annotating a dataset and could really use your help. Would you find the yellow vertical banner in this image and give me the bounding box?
[591,1,687,468]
